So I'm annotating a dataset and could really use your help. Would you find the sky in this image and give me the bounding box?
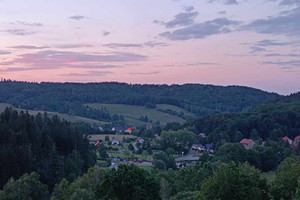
[0,0,299,95]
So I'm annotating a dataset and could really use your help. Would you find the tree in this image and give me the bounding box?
[96,164,161,200]
[197,162,270,200]
[214,143,248,164]
[105,136,109,142]
[128,143,134,151]
[51,178,70,200]
[1,172,48,200]
[270,129,284,141]
[271,157,300,200]
[65,150,83,182]
[170,191,197,200]
[161,130,197,154]
[153,151,176,170]
[98,145,108,159]
[153,159,166,170]
[48,144,63,188]
[51,167,104,200]
[174,164,212,193]
[142,150,149,160]
[70,188,95,200]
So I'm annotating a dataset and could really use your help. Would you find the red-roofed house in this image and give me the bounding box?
[294,136,300,142]
[293,135,300,146]
[283,136,292,144]
[240,139,256,149]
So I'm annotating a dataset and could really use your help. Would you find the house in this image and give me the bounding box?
[199,133,207,138]
[294,135,300,144]
[240,139,256,149]
[135,138,145,144]
[95,140,102,146]
[112,127,124,133]
[98,126,104,132]
[124,127,133,134]
[111,137,121,145]
[282,136,292,144]
[205,144,215,153]
[192,144,206,152]
[132,144,139,151]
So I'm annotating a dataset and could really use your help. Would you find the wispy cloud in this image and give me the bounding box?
[260,60,300,67]
[160,18,240,40]
[12,21,44,27]
[102,31,110,36]
[9,45,49,49]
[69,15,89,20]
[185,62,220,66]
[128,71,160,75]
[1,29,35,36]
[0,50,11,55]
[61,71,112,76]
[271,0,300,6]
[218,11,227,15]
[0,50,146,71]
[254,39,293,46]
[264,53,300,57]
[154,6,198,28]
[104,43,143,48]
[243,7,300,37]
[104,41,168,48]
[208,0,239,5]
[249,46,268,54]
[54,44,94,49]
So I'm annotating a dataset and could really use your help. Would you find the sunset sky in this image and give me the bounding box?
[0,0,299,95]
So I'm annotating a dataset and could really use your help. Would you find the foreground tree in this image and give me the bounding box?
[0,172,48,200]
[271,157,300,200]
[197,162,271,200]
[51,167,104,200]
[96,164,161,200]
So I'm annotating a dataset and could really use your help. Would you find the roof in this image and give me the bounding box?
[283,136,292,142]
[240,139,255,145]
[112,137,120,142]
[294,135,300,141]
[113,127,123,131]
[192,144,205,148]
[175,155,200,162]
[205,144,214,149]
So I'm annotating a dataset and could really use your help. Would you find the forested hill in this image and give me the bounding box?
[186,92,300,146]
[0,107,96,189]
[0,81,280,120]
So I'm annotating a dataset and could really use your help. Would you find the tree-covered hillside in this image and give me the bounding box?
[0,80,280,122]
[186,92,300,145]
[0,108,96,189]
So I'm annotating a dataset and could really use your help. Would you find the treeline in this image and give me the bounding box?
[0,108,96,189]
[185,92,300,145]
[0,81,279,120]
[1,157,299,200]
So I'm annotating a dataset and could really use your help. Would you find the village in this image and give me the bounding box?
[89,126,300,170]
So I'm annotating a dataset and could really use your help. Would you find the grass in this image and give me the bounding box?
[0,102,108,126]
[87,103,194,126]
[156,104,193,116]
[97,160,109,167]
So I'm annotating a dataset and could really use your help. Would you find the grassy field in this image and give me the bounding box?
[88,134,137,142]
[0,103,108,126]
[1,102,194,126]
[87,103,194,126]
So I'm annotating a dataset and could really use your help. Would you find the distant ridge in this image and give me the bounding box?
[0,80,281,122]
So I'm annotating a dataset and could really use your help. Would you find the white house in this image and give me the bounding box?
[111,137,121,145]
